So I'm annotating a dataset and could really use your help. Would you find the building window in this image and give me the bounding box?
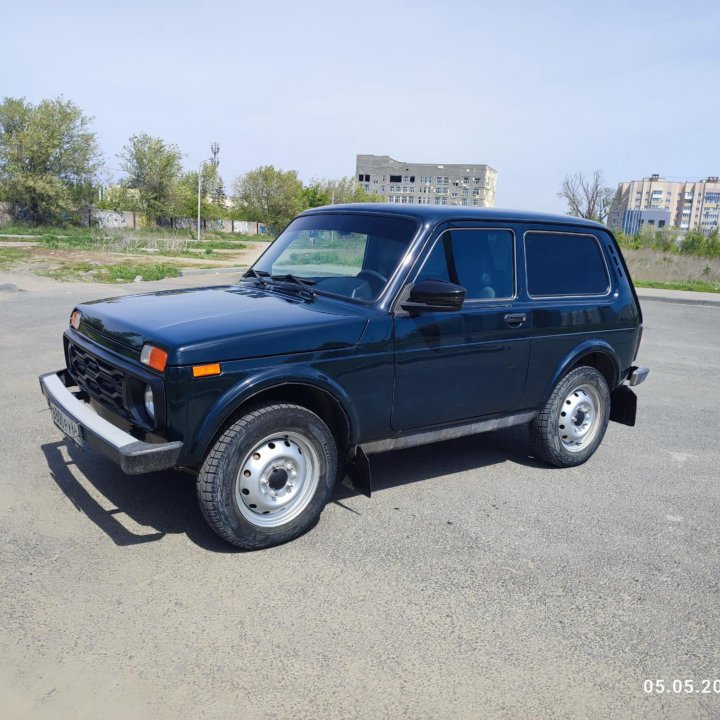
[389,175,401,183]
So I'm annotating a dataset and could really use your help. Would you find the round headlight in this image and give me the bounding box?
[144,385,155,421]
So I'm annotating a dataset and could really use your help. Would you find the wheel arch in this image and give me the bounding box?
[544,340,621,404]
[190,371,358,467]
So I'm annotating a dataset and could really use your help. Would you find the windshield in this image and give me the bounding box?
[247,213,419,301]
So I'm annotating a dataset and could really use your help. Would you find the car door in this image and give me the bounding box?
[392,224,531,431]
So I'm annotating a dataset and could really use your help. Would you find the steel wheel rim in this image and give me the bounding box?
[234,431,320,528]
[558,383,603,453]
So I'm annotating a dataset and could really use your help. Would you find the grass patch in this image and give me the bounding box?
[634,279,720,294]
[0,247,32,267]
[185,240,248,250]
[42,262,182,283]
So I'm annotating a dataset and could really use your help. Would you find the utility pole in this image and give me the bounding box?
[197,141,220,241]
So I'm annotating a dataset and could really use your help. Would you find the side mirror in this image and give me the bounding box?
[401,279,466,314]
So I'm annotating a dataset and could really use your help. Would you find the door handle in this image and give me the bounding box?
[503,313,526,327]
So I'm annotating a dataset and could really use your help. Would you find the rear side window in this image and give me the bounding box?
[525,232,609,297]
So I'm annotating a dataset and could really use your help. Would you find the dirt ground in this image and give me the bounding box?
[0,240,268,276]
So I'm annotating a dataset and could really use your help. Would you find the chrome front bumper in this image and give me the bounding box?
[39,370,183,475]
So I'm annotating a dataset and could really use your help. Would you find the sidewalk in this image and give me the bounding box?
[635,287,720,306]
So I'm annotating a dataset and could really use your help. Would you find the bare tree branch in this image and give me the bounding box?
[558,170,614,223]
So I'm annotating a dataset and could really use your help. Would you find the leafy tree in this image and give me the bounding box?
[303,176,384,207]
[233,165,304,233]
[0,96,102,223]
[212,176,227,207]
[558,170,614,223]
[302,182,332,208]
[96,184,139,212]
[174,164,225,220]
[118,133,182,219]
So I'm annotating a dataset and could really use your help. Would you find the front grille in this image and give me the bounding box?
[68,342,127,417]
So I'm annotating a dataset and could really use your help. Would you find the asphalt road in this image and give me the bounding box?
[1,275,719,720]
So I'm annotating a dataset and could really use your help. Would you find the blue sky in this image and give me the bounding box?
[2,0,718,212]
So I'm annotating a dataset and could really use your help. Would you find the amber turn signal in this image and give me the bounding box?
[140,344,168,372]
[192,363,221,378]
[69,310,81,330]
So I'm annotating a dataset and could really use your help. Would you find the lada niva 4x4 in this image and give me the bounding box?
[40,205,649,549]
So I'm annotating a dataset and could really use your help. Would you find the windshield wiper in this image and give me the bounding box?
[271,274,316,287]
[242,268,270,283]
[269,274,317,300]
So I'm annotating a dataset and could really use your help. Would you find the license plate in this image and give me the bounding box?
[50,402,84,448]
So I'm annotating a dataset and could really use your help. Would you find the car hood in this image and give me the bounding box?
[75,284,369,365]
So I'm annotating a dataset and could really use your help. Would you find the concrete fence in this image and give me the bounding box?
[0,204,267,236]
[90,209,266,235]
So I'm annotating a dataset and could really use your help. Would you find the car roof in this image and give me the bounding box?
[299,203,608,230]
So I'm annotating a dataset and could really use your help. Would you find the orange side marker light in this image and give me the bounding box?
[192,363,222,378]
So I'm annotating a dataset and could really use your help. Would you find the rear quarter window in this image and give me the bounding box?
[525,231,609,297]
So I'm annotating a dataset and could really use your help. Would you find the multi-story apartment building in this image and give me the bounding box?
[608,174,720,234]
[356,154,497,208]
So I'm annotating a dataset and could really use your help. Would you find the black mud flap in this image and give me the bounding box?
[610,385,637,427]
[342,446,372,498]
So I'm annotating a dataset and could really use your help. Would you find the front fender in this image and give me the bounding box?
[188,366,360,465]
[543,339,621,404]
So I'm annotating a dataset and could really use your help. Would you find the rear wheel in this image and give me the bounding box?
[529,366,610,467]
[197,403,338,549]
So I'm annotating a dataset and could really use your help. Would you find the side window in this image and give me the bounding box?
[525,232,609,297]
[416,229,514,300]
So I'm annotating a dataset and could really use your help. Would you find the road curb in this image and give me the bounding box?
[636,290,720,307]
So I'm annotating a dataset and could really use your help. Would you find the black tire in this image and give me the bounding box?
[197,403,338,549]
[529,366,610,468]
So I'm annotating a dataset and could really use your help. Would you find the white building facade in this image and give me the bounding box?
[608,174,720,234]
[356,154,497,208]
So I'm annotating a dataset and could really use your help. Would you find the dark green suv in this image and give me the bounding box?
[41,205,649,549]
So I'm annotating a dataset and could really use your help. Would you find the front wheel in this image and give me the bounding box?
[529,366,610,467]
[197,403,338,549]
